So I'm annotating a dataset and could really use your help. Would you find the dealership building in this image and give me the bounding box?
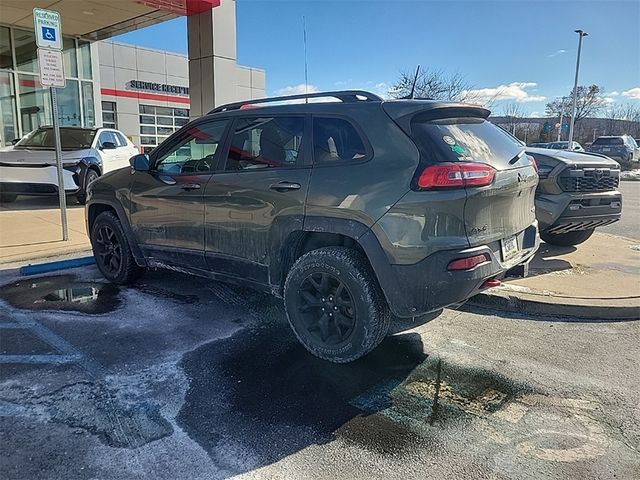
[0,0,265,149]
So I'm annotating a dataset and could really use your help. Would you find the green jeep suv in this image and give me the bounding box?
[86,90,539,363]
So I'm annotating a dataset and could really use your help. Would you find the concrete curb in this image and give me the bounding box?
[20,256,95,276]
[468,290,639,320]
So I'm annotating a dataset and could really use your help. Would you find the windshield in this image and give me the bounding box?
[593,137,623,146]
[410,117,524,168]
[16,128,96,150]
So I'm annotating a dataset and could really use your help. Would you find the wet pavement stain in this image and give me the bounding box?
[0,275,120,314]
[177,323,427,474]
[26,381,173,448]
[134,283,199,304]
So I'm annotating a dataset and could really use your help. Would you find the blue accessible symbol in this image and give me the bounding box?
[42,26,56,41]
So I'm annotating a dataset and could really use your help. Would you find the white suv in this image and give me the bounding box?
[0,126,138,204]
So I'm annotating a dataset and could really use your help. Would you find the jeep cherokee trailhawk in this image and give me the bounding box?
[86,90,539,363]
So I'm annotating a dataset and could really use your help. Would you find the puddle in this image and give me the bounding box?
[177,323,427,474]
[0,275,120,314]
[27,381,172,448]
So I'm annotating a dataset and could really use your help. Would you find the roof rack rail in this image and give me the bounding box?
[208,90,383,114]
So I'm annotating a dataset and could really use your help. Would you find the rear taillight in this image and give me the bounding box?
[417,163,495,189]
[528,155,538,174]
[447,254,489,271]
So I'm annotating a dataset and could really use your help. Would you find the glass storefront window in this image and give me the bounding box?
[63,37,78,78]
[0,26,12,69]
[56,80,81,126]
[0,71,17,145]
[18,74,51,132]
[79,41,92,79]
[82,81,95,127]
[14,29,37,73]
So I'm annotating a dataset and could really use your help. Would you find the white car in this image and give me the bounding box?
[0,126,138,204]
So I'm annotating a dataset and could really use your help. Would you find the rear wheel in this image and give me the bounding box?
[0,193,17,203]
[90,211,142,284]
[541,228,595,246]
[76,168,99,205]
[284,246,391,363]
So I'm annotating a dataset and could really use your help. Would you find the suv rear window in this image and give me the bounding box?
[593,137,623,145]
[313,117,367,163]
[410,117,523,167]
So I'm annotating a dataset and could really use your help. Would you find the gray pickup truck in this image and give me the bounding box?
[527,148,622,246]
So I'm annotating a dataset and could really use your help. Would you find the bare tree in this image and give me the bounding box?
[500,103,525,135]
[545,85,607,123]
[391,68,486,104]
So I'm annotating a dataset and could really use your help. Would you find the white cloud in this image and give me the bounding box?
[462,82,546,103]
[609,91,620,96]
[622,87,640,100]
[529,111,543,118]
[275,84,321,96]
[603,96,616,104]
[548,49,567,58]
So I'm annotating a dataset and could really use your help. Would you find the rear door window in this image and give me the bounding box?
[410,117,524,169]
[312,117,367,163]
[225,116,305,171]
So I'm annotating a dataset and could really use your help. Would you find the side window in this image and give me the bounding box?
[313,117,367,163]
[114,132,128,147]
[225,116,304,171]
[155,120,228,175]
[97,131,117,147]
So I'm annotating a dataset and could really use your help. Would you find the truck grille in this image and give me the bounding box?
[558,167,619,192]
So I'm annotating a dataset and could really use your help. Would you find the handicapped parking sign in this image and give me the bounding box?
[33,8,62,50]
[42,26,56,42]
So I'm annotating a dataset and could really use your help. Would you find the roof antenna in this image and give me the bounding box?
[303,16,309,104]
[402,64,420,100]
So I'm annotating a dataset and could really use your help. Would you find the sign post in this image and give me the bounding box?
[34,8,68,241]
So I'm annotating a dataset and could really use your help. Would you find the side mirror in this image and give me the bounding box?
[101,141,117,150]
[130,153,150,172]
[11,138,20,145]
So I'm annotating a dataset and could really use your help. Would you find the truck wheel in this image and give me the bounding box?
[0,193,17,203]
[284,246,391,363]
[541,228,595,247]
[90,211,142,284]
[76,169,99,205]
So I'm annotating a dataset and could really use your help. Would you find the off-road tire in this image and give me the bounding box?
[0,193,17,203]
[541,228,595,247]
[76,168,99,205]
[284,246,391,363]
[90,211,142,284]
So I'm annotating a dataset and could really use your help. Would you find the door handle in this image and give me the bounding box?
[269,181,301,191]
[181,183,201,191]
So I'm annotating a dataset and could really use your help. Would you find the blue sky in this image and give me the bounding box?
[116,0,640,116]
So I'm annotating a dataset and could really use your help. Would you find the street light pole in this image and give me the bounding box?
[567,29,588,148]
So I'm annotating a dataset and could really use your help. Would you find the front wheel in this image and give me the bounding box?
[541,228,595,246]
[284,246,391,363]
[90,211,142,284]
[76,169,99,205]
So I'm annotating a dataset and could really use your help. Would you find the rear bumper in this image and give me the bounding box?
[379,222,539,317]
[0,165,80,195]
[536,191,622,233]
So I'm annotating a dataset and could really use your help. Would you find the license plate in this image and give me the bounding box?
[603,148,611,152]
[501,235,519,261]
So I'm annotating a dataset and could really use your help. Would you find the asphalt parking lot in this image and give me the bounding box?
[0,265,638,480]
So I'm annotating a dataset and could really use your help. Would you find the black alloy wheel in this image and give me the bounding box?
[94,224,123,275]
[297,272,357,347]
